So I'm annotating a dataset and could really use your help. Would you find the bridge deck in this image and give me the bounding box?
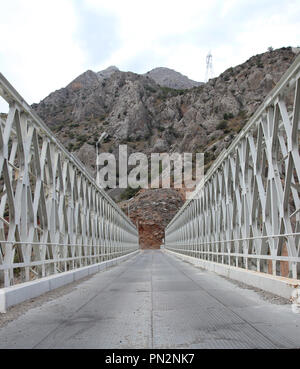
[0,250,300,349]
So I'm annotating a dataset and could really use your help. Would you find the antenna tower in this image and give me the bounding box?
[205,51,213,82]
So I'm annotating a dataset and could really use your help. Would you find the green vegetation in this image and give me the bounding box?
[204,152,215,166]
[158,86,186,99]
[77,134,88,143]
[145,85,157,93]
[228,67,234,75]
[69,123,79,128]
[223,113,234,120]
[216,120,228,130]
[256,57,264,68]
[55,124,64,132]
[67,143,74,151]
[103,136,111,143]
[166,125,179,138]
[120,187,141,201]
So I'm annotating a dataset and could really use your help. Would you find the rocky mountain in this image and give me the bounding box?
[145,67,202,89]
[32,47,298,173]
[32,47,299,247]
[97,65,119,80]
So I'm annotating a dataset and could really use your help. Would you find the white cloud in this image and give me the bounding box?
[0,0,86,104]
[84,0,300,81]
[0,0,299,110]
[86,0,217,76]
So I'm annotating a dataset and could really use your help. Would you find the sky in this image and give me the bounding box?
[0,0,300,112]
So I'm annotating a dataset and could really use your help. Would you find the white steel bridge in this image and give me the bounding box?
[0,54,300,349]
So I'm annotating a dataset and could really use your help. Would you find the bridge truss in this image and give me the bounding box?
[0,74,139,288]
[165,54,300,280]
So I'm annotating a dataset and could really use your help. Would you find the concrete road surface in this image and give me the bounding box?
[0,250,300,349]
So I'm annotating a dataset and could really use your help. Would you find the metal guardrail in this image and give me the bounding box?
[0,74,139,287]
[165,53,300,280]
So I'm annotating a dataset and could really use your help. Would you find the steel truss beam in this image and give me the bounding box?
[165,54,300,280]
[0,74,139,287]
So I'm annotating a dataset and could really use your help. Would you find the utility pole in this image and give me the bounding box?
[96,132,108,186]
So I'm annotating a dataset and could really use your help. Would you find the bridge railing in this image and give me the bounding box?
[165,53,300,280]
[0,74,139,288]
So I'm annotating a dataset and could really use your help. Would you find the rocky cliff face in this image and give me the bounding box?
[145,67,203,89]
[119,189,185,249]
[32,47,299,248]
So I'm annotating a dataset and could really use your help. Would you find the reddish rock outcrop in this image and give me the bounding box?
[120,189,185,249]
